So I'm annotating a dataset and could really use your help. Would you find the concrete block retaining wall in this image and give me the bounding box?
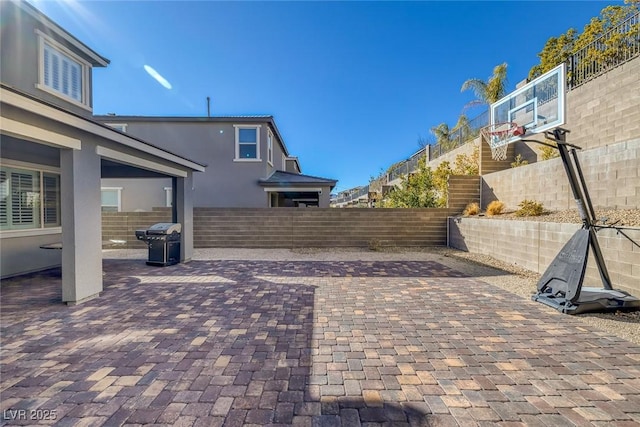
[102,208,458,249]
[482,138,640,211]
[102,208,172,249]
[448,216,640,297]
[565,57,640,151]
[194,208,458,248]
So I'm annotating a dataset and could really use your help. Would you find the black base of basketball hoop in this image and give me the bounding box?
[529,128,640,315]
[532,229,640,314]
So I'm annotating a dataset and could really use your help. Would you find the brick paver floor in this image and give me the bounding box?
[1,258,639,426]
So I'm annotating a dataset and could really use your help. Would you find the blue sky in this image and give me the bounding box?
[33,0,618,193]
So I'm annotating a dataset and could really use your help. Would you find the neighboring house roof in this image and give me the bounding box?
[94,115,292,157]
[1,85,206,172]
[13,0,109,67]
[258,170,337,189]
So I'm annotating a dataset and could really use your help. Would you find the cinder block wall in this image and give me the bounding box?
[448,217,640,297]
[100,170,477,249]
[102,208,172,249]
[564,56,640,151]
[428,139,479,171]
[448,175,481,212]
[482,138,640,211]
[193,208,458,248]
[426,135,515,176]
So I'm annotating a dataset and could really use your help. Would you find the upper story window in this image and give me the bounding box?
[234,125,261,161]
[0,165,61,232]
[37,31,91,109]
[267,130,274,166]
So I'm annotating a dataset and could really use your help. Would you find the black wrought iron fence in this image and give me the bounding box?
[340,11,639,204]
[406,154,423,173]
[568,12,640,89]
[429,108,489,160]
[388,162,410,182]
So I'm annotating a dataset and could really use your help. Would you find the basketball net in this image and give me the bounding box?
[480,122,523,161]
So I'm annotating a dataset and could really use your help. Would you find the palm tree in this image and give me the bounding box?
[447,114,473,146]
[430,122,453,151]
[461,63,508,109]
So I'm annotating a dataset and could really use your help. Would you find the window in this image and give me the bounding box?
[0,166,61,231]
[42,173,61,227]
[234,125,261,161]
[37,31,90,108]
[267,130,274,166]
[101,187,122,212]
[164,187,173,207]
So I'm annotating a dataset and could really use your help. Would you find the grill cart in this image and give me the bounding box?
[135,223,181,266]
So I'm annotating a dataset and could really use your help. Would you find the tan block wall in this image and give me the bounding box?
[482,138,640,210]
[428,139,479,171]
[564,56,640,151]
[193,208,458,248]
[102,208,172,249]
[448,217,640,297]
[448,175,481,212]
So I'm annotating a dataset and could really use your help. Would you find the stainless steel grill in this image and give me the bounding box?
[135,223,181,266]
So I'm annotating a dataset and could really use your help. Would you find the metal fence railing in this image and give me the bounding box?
[331,12,640,208]
[428,108,489,160]
[388,162,410,182]
[332,185,370,206]
[568,12,640,89]
[386,150,426,183]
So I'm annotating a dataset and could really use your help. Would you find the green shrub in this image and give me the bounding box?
[515,199,544,217]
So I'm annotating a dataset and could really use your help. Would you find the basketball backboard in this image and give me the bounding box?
[490,63,566,145]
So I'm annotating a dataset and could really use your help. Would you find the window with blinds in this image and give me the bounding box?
[0,166,61,231]
[9,169,40,229]
[43,173,61,227]
[41,39,86,104]
[0,170,8,227]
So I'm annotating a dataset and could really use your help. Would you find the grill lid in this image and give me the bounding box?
[146,223,182,235]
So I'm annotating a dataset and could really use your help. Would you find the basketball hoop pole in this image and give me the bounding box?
[527,127,640,314]
[545,128,612,289]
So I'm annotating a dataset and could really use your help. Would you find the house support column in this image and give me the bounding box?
[175,174,194,262]
[60,146,103,304]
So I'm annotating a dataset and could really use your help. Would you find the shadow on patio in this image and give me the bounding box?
[0,259,453,425]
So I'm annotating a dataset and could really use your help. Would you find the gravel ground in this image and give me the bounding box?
[474,207,640,227]
[104,245,640,345]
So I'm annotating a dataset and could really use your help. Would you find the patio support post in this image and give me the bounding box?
[175,173,194,262]
[60,146,103,304]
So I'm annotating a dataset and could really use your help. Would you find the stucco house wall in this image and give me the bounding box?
[0,1,104,117]
[96,117,335,209]
[1,1,204,305]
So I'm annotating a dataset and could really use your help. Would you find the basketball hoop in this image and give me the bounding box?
[480,122,524,161]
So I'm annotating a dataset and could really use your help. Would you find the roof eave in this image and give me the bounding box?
[16,0,110,67]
